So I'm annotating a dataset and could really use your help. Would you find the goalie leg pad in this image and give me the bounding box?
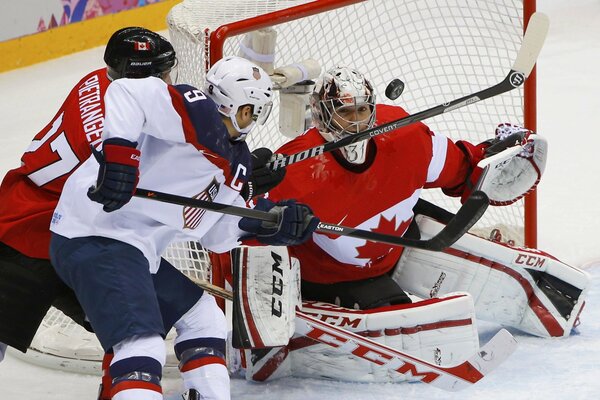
[232,246,300,348]
[244,293,478,383]
[392,216,591,337]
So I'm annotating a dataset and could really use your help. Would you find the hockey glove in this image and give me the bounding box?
[240,148,286,202]
[461,123,547,205]
[87,138,141,212]
[239,197,320,246]
[483,123,534,157]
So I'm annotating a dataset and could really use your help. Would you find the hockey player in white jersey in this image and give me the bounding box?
[49,56,319,400]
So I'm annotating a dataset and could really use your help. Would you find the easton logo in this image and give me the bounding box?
[317,223,344,232]
[271,252,284,317]
[509,71,525,87]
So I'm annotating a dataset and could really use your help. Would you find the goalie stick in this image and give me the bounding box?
[134,189,489,251]
[268,12,549,171]
[191,279,518,392]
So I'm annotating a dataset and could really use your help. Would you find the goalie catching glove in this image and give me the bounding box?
[239,197,319,246]
[462,123,548,205]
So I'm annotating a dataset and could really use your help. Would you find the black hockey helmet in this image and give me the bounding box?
[104,27,176,80]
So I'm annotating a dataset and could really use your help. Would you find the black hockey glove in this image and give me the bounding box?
[239,197,320,246]
[239,148,286,202]
[87,138,140,212]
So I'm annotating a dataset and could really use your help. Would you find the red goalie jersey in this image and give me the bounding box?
[0,68,110,259]
[267,104,484,284]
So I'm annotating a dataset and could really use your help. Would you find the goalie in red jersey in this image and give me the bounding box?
[230,66,590,383]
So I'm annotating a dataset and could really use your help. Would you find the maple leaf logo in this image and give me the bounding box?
[354,214,410,266]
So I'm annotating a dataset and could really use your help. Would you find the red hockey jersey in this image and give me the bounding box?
[268,104,479,283]
[0,68,110,259]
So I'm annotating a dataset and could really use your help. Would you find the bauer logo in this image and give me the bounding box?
[130,61,152,66]
[509,72,525,87]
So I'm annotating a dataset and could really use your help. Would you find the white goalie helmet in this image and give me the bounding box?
[310,66,376,164]
[205,56,274,139]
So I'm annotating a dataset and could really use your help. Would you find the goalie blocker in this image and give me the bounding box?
[231,246,300,349]
[392,215,590,338]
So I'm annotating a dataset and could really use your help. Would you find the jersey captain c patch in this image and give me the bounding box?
[183,178,220,229]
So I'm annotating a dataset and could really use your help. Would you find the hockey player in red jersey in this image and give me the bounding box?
[234,66,589,383]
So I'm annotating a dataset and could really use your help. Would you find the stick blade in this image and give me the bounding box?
[436,328,518,392]
[465,328,518,376]
[425,190,489,250]
[512,12,550,77]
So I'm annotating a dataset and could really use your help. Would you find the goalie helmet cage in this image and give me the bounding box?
[15,0,537,374]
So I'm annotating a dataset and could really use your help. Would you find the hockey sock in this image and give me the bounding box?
[110,357,162,400]
[175,338,229,400]
[98,349,114,400]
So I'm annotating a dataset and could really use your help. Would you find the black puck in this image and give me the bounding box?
[385,78,405,100]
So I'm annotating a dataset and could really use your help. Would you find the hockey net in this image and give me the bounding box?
[18,0,536,374]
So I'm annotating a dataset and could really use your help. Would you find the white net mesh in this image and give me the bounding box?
[168,0,528,238]
[20,0,531,373]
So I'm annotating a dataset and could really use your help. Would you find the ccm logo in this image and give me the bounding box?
[515,253,546,268]
[271,252,284,317]
[312,314,362,329]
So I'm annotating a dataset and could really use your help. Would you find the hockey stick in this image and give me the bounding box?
[134,188,489,251]
[192,279,518,392]
[268,12,549,170]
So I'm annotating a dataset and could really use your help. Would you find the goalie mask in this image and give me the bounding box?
[205,56,274,140]
[311,66,376,164]
[104,27,176,81]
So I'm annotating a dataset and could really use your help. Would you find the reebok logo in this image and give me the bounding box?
[131,154,140,161]
[430,272,446,298]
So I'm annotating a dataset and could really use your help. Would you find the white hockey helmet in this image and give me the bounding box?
[204,56,273,140]
[310,66,376,164]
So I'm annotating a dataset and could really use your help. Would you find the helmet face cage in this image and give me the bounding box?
[311,66,376,139]
[205,56,273,138]
[104,27,177,80]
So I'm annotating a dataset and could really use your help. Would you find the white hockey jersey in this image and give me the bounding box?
[50,77,251,272]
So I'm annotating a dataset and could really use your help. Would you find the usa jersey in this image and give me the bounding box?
[268,104,476,284]
[50,77,251,273]
[0,68,110,259]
